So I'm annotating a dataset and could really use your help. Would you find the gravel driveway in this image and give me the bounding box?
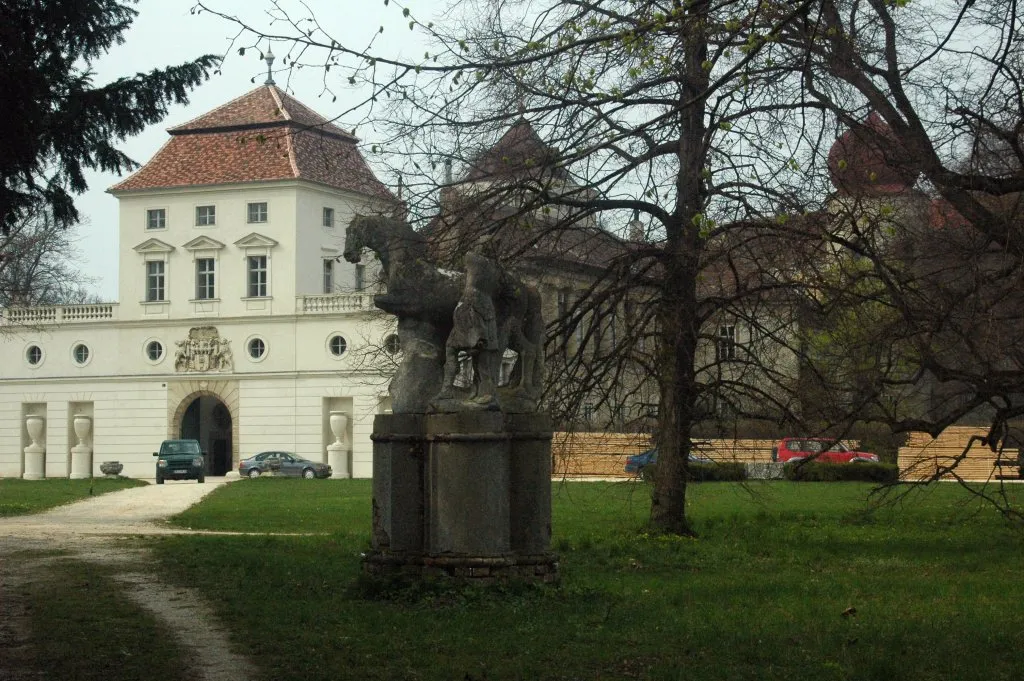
[0,477,260,681]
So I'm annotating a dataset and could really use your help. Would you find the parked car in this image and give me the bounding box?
[239,451,332,479]
[771,437,879,464]
[625,447,713,479]
[153,439,205,484]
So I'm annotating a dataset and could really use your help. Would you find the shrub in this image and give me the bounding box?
[641,462,747,482]
[783,461,899,483]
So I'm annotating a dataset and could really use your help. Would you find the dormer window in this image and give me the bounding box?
[146,208,166,230]
[196,205,216,226]
[247,202,268,224]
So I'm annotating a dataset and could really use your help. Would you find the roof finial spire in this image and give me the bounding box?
[264,46,276,86]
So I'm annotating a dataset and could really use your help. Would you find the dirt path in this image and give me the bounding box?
[0,478,259,681]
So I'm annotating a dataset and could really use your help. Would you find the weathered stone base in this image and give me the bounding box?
[362,551,560,585]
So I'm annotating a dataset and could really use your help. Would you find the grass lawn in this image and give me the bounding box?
[151,479,1024,680]
[0,478,146,516]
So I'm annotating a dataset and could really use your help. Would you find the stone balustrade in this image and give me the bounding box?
[1,303,118,326]
[297,293,373,314]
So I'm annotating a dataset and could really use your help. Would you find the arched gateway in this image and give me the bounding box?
[167,380,239,476]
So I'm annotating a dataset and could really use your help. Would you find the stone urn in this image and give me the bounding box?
[70,414,93,479]
[73,414,92,447]
[99,461,123,478]
[327,411,351,478]
[23,415,45,480]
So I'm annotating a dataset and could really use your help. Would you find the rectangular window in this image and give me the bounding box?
[716,325,737,362]
[556,289,569,319]
[196,205,216,226]
[247,202,268,224]
[354,264,365,291]
[195,258,215,300]
[322,259,334,294]
[322,207,335,228]
[607,310,617,349]
[247,255,268,297]
[146,261,165,302]
[146,208,166,230]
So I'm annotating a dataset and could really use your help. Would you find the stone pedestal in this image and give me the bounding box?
[370,413,426,553]
[327,411,351,479]
[426,411,510,555]
[363,410,558,583]
[70,415,93,479]
[507,412,553,555]
[23,416,45,480]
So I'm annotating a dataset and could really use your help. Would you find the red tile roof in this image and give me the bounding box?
[463,119,567,182]
[827,113,917,197]
[110,85,395,201]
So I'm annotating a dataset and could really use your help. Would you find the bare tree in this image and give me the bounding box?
[0,207,101,309]
[194,0,1024,529]
[772,0,1024,447]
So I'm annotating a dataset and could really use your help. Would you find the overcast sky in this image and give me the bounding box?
[76,0,439,300]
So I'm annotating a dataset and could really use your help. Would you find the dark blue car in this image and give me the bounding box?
[625,448,712,479]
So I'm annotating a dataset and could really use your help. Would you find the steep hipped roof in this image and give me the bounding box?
[827,112,917,197]
[109,85,395,201]
[463,119,568,182]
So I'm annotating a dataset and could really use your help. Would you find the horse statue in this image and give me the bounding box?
[343,214,545,413]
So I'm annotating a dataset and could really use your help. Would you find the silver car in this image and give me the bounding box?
[239,451,332,479]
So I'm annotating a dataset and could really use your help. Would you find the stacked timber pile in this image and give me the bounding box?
[552,432,651,477]
[897,426,1019,482]
[552,433,779,477]
[696,439,777,463]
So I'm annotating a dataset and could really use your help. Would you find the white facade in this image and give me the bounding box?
[0,96,397,479]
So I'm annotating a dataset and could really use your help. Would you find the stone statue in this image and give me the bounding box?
[343,215,544,413]
[434,252,502,410]
[353,214,558,582]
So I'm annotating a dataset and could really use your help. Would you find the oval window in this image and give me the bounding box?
[248,337,266,360]
[146,340,164,361]
[26,345,43,366]
[329,335,348,357]
[73,343,90,365]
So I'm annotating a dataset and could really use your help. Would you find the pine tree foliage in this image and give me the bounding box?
[0,0,219,234]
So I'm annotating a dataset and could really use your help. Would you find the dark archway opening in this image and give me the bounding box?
[180,396,233,476]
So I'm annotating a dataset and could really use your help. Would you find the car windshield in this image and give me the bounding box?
[163,441,200,454]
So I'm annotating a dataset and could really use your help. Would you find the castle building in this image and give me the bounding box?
[0,83,400,479]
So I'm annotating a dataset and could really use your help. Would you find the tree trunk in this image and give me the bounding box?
[650,246,701,535]
[649,0,709,535]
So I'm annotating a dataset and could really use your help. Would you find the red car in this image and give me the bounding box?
[772,437,879,464]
